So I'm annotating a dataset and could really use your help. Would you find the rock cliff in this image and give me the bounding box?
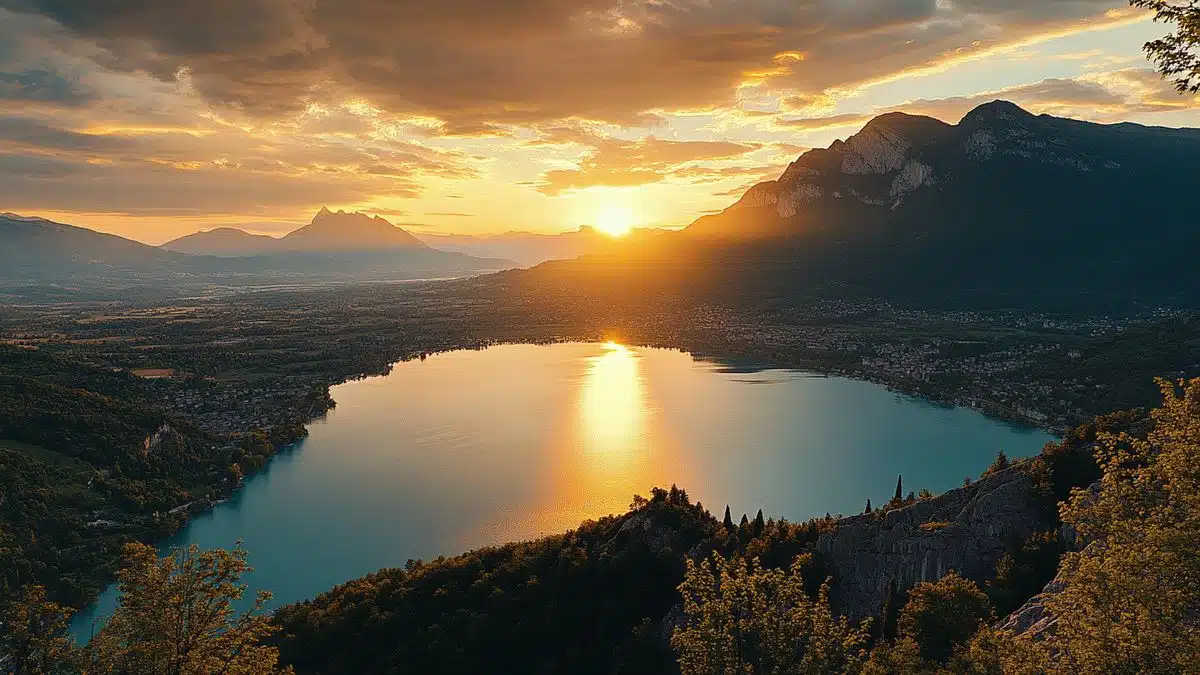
[817,464,1052,621]
[721,100,1133,217]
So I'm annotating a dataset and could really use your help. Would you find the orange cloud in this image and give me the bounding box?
[537,136,760,194]
[0,0,1145,130]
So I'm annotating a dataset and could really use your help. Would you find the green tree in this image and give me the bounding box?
[897,571,993,664]
[0,584,76,674]
[82,542,291,674]
[1029,378,1200,672]
[672,553,871,674]
[1132,0,1200,93]
[957,379,1200,673]
[861,637,932,675]
[723,506,735,531]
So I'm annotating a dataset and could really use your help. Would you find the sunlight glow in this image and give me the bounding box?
[594,203,636,237]
[580,342,646,452]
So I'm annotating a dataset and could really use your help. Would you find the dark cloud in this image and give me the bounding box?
[0,0,1131,128]
[0,150,414,216]
[0,116,133,153]
[0,68,91,105]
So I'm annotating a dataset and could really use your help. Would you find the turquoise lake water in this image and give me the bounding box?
[71,342,1052,636]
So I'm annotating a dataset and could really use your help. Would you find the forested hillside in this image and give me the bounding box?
[0,348,286,607]
[271,412,1125,674]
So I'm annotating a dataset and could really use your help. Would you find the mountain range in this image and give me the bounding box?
[509,100,1200,310]
[163,208,428,256]
[7,100,1200,308]
[0,210,515,286]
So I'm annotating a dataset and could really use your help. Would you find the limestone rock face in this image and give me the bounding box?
[1000,578,1066,638]
[840,124,912,175]
[776,183,823,218]
[733,181,781,209]
[889,160,935,200]
[817,466,1051,621]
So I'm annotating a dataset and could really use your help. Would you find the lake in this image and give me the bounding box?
[71,342,1052,635]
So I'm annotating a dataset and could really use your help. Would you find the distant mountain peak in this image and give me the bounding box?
[284,208,427,251]
[1,212,51,223]
[861,110,950,136]
[961,99,1034,125]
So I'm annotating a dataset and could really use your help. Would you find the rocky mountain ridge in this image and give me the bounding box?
[724,101,1132,220]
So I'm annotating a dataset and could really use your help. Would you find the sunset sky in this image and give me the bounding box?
[1,0,1197,244]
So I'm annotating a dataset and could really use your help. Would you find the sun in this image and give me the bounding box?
[595,203,636,237]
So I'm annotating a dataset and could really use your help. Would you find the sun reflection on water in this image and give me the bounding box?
[487,341,682,540]
[579,342,647,458]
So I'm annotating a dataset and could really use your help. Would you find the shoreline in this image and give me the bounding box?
[60,333,1061,624]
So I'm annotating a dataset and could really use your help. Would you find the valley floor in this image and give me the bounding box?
[0,280,1195,613]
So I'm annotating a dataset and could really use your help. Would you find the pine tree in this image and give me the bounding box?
[864,499,873,514]
[894,475,903,502]
[723,506,734,531]
[752,509,765,535]
[985,450,1010,476]
[739,514,749,529]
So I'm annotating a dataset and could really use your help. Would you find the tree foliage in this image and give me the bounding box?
[959,378,1200,673]
[896,571,993,664]
[1133,0,1200,93]
[1,542,291,674]
[0,585,75,675]
[672,553,871,675]
[80,542,291,675]
[1026,378,1200,672]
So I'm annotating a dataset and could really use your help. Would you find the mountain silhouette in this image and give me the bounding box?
[2,211,516,287]
[507,101,1200,310]
[164,209,429,256]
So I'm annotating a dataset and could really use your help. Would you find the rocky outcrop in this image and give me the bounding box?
[889,159,935,200]
[839,123,912,175]
[1000,479,1101,639]
[775,183,823,218]
[1000,577,1067,638]
[142,423,179,454]
[614,509,681,555]
[719,100,1135,225]
[733,181,781,209]
[817,465,1052,621]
